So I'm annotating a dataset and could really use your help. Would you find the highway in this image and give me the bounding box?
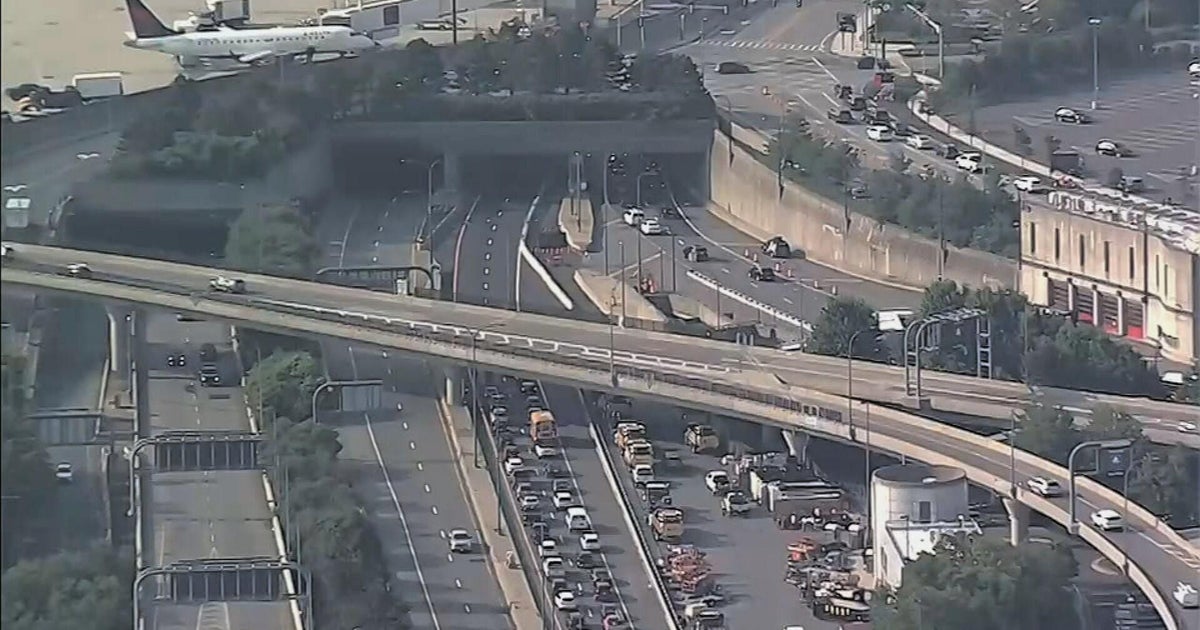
[31,297,109,552]
[5,247,1200,630]
[316,194,513,629]
[140,312,292,630]
[451,192,671,628]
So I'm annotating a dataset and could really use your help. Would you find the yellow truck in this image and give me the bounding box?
[530,410,558,441]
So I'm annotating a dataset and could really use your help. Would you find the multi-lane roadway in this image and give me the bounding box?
[140,312,293,630]
[315,194,512,629]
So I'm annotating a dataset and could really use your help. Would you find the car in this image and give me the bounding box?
[762,236,791,258]
[1090,509,1124,531]
[826,108,853,124]
[1177,422,1197,433]
[504,456,525,475]
[55,462,73,483]
[448,528,473,553]
[64,263,92,278]
[198,364,221,387]
[1117,176,1146,193]
[1026,476,1062,497]
[938,144,961,160]
[906,134,933,150]
[209,275,246,294]
[603,611,628,630]
[553,589,577,610]
[715,61,751,74]
[631,464,655,486]
[520,494,541,511]
[577,550,600,569]
[1190,59,1200,78]
[539,539,559,557]
[705,470,731,494]
[544,556,567,579]
[553,490,575,509]
[622,208,644,226]
[1053,107,1089,124]
[849,96,868,111]
[580,531,601,551]
[682,245,709,262]
[866,125,894,142]
[1095,139,1132,157]
[1,243,14,260]
[955,153,983,173]
[832,84,852,100]
[519,380,539,394]
[490,406,509,424]
[553,479,573,494]
[534,442,558,459]
[166,353,187,367]
[748,265,775,282]
[639,218,666,236]
[1013,176,1047,193]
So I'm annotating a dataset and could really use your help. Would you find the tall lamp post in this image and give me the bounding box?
[1067,438,1133,534]
[906,4,944,79]
[716,94,735,164]
[426,158,443,239]
[846,328,874,520]
[1088,17,1102,110]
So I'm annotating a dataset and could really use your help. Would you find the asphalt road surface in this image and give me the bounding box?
[1,132,116,228]
[969,72,1199,203]
[141,312,292,630]
[317,193,513,629]
[592,396,852,630]
[31,298,108,553]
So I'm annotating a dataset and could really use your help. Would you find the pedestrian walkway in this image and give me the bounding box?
[436,399,541,630]
[697,38,824,52]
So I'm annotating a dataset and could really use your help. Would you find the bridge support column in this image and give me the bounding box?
[1002,496,1030,545]
[443,153,463,193]
[781,430,810,464]
[444,367,465,407]
[130,310,150,440]
[106,307,132,390]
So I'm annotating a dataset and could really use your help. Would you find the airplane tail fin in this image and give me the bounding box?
[125,0,176,38]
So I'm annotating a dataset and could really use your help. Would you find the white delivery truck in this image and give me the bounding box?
[72,73,124,101]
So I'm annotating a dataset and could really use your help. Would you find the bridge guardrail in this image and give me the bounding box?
[5,269,1192,630]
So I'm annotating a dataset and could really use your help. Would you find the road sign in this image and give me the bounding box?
[1100,446,1131,477]
[339,382,382,413]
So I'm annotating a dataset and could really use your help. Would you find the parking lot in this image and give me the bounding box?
[963,72,1199,201]
[476,374,658,630]
[587,395,872,630]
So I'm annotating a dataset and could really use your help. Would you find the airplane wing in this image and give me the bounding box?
[235,50,276,64]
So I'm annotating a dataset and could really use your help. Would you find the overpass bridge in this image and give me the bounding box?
[3,244,1199,630]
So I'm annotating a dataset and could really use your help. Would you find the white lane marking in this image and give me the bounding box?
[810,55,839,81]
[487,238,494,246]
[432,506,439,515]
[410,441,417,450]
[417,462,423,471]
[464,604,471,613]
[455,579,463,588]
[424,484,431,493]
[402,421,409,430]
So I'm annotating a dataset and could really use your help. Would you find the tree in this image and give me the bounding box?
[875,535,1077,630]
[808,296,879,358]
[244,350,322,424]
[1013,406,1080,465]
[1,545,133,630]
[224,204,320,277]
[1,355,54,566]
[1128,446,1199,526]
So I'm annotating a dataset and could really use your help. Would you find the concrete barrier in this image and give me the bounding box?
[686,269,812,335]
[709,126,1017,292]
[518,196,574,311]
[558,197,595,253]
[573,268,669,325]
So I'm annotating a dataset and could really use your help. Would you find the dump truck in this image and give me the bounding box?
[530,410,558,441]
[684,424,720,453]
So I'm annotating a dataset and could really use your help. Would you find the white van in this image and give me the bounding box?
[566,506,592,531]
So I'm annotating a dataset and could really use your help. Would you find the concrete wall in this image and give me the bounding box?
[708,128,1016,293]
[336,120,714,155]
[1021,203,1198,363]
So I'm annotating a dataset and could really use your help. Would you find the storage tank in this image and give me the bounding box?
[870,464,968,567]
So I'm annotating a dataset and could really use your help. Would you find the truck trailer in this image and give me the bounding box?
[72,72,124,101]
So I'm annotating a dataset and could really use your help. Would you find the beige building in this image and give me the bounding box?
[1020,190,1199,364]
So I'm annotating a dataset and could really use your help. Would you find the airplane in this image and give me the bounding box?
[122,0,380,67]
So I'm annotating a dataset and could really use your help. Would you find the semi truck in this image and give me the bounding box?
[529,410,558,441]
[71,73,124,101]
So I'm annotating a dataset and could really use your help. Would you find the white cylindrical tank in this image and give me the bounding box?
[870,463,968,578]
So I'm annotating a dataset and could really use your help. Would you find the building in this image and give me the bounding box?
[870,464,972,588]
[1021,189,1199,364]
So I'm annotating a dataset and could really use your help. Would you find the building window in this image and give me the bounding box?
[1155,255,1160,288]
[1128,247,1135,280]
[1054,228,1061,262]
[1078,234,1086,267]
[1103,241,1110,275]
[918,501,932,523]
[1029,223,1036,255]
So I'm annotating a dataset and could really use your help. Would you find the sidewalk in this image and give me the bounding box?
[597,0,640,23]
[435,398,541,630]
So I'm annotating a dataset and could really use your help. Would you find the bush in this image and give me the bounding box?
[1,545,134,630]
[224,204,321,278]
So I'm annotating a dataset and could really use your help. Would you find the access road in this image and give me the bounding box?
[140,312,292,630]
[316,193,513,629]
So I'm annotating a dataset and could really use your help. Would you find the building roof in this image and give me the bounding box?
[1048,189,1200,255]
[873,463,966,486]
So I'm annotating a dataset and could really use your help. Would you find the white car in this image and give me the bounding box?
[490,406,508,424]
[955,153,983,173]
[1026,476,1062,497]
[1053,107,1088,124]
[55,462,73,483]
[639,218,666,235]
[1095,139,1129,157]
[1090,509,1125,531]
[65,263,92,278]
[1177,422,1197,433]
[866,125,894,142]
[1013,176,1046,193]
[539,539,559,558]
[543,556,566,579]
[504,456,524,475]
[553,589,577,610]
[520,494,541,511]
[623,208,645,226]
[580,532,601,551]
[906,134,932,149]
[704,470,730,494]
[1,243,13,260]
[631,464,655,486]
[534,442,558,459]
[448,528,473,553]
[553,490,575,509]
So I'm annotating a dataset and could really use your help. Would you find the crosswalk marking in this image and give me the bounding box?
[699,39,824,52]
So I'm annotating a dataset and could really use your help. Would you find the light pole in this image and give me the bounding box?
[635,171,653,209]
[847,328,873,519]
[426,158,443,240]
[906,4,944,79]
[603,154,612,275]
[716,94,734,164]
[608,290,620,387]
[1088,17,1102,110]
[1009,409,1021,497]
[1067,438,1133,533]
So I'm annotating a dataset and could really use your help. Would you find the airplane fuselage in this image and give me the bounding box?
[124,25,377,63]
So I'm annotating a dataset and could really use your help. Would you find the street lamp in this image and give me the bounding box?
[716,94,734,165]
[635,171,654,209]
[1088,18,1102,110]
[426,158,442,239]
[1067,438,1133,533]
[846,328,874,515]
[906,4,944,79]
[603,153,612,275]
